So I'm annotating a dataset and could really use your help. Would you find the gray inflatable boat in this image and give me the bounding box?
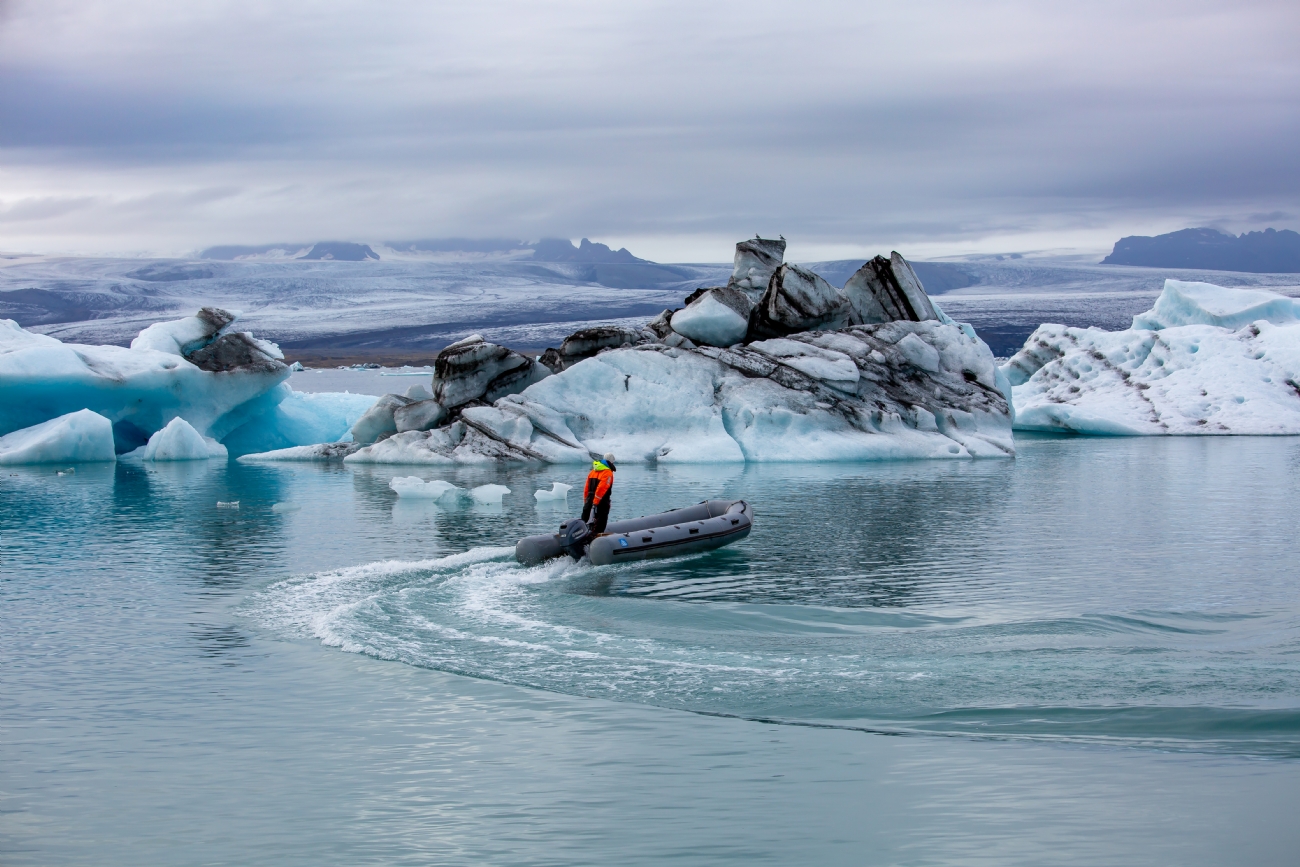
[516,499,753,566]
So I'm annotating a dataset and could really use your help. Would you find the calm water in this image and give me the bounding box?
[3,436,1300,864]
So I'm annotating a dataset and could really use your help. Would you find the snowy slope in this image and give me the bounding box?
[0,254,730,352]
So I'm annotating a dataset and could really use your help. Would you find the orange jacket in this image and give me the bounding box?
[584,461,614,503]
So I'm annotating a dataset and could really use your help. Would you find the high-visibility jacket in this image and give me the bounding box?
[584,460,614,504]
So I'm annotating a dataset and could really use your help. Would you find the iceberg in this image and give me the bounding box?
[389,476,463,500]
[345,319,1011,464]
[0,310,288,448]
[387,476,510,505]
[221,388,377,455]
[141,417,228,461]
[1004,279,1300,435]
[534,482,572,501]
[254,238,1013,465]
[0,409,117,465]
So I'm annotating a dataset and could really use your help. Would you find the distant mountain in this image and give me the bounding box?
[390,236,647,264]
[530,238,646,264]
[298,242,379,261]
[199,242,379,261]
[199,244,310,260]
[1102,228,1300,273]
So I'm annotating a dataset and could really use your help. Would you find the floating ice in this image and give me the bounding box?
[1130,280,1300,331]
[469,484,510,505]
[0,409,117,465]
[1004,279,1300,435]
[271,502,301,513]
[347,319,1012,464]
[0,313,287,447]
[388,476,462,500]
[141,418,228,461]
[216,500,240,509]
[387,476,510,505]
[534,482,572,501]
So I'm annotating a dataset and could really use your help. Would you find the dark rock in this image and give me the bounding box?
[185,331,288,374]
[748,263,847,339]
[433,334,548,410]
[537,326,652,372]
[645,309,676,339]
[842,253,938,324]
[196,306,237,333]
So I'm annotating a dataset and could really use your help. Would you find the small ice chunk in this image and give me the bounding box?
[534,482,572,501]
[289,361,305,372]
[405,383,434,401]
[142,417,228,461]
[389,476,462,500]
[217,500,240,509]
[271,502,301,513]
[0,409,117,465]
[469,483,510,504]
[57,468,75,476]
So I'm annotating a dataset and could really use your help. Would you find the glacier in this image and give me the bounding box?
[1004,280,1300,435]
[264,238,1015,466]
[0,409,117,465]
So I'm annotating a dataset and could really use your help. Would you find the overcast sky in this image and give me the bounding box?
[1,0,1297,261]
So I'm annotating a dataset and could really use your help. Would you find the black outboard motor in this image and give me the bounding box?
[559,518,591,560]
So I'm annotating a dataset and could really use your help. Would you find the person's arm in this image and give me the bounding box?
[593,472,612,503]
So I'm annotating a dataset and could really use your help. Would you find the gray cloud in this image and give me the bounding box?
[1,0,1297,257]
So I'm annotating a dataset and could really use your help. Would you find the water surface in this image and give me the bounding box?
[3,436,1299,864]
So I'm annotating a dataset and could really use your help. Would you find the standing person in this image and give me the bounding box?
[580,453,616,534]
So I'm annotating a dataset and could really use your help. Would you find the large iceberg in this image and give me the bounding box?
[247,238,1013,465]
[1004,280,1300,435]
[0,409,117,465]
[0,310,288,447]
[0,310,376,456]
[346,321,1011,464]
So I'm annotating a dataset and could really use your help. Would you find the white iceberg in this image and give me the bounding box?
[1004,279,1300,435]
[141,418,228,461]
[469,483,510,505]
[534,482,572,501]
[389,476,463,500]
[0,409,117,465]
[387,477,510,505]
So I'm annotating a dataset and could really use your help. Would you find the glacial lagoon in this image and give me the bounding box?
[3,435,1300,864]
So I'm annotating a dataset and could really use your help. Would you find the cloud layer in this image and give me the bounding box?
[2,0,1297,259]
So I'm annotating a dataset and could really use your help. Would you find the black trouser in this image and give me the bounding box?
[581,496,611,534]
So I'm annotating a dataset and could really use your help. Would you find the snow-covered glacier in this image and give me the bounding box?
[254,238,1014,466]
[1004,280,1300,435]
[0,309,375,462]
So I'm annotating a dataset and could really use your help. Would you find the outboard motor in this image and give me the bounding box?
[559,518,591,560]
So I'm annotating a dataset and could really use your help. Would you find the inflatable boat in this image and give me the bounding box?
[516,499,752,566]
